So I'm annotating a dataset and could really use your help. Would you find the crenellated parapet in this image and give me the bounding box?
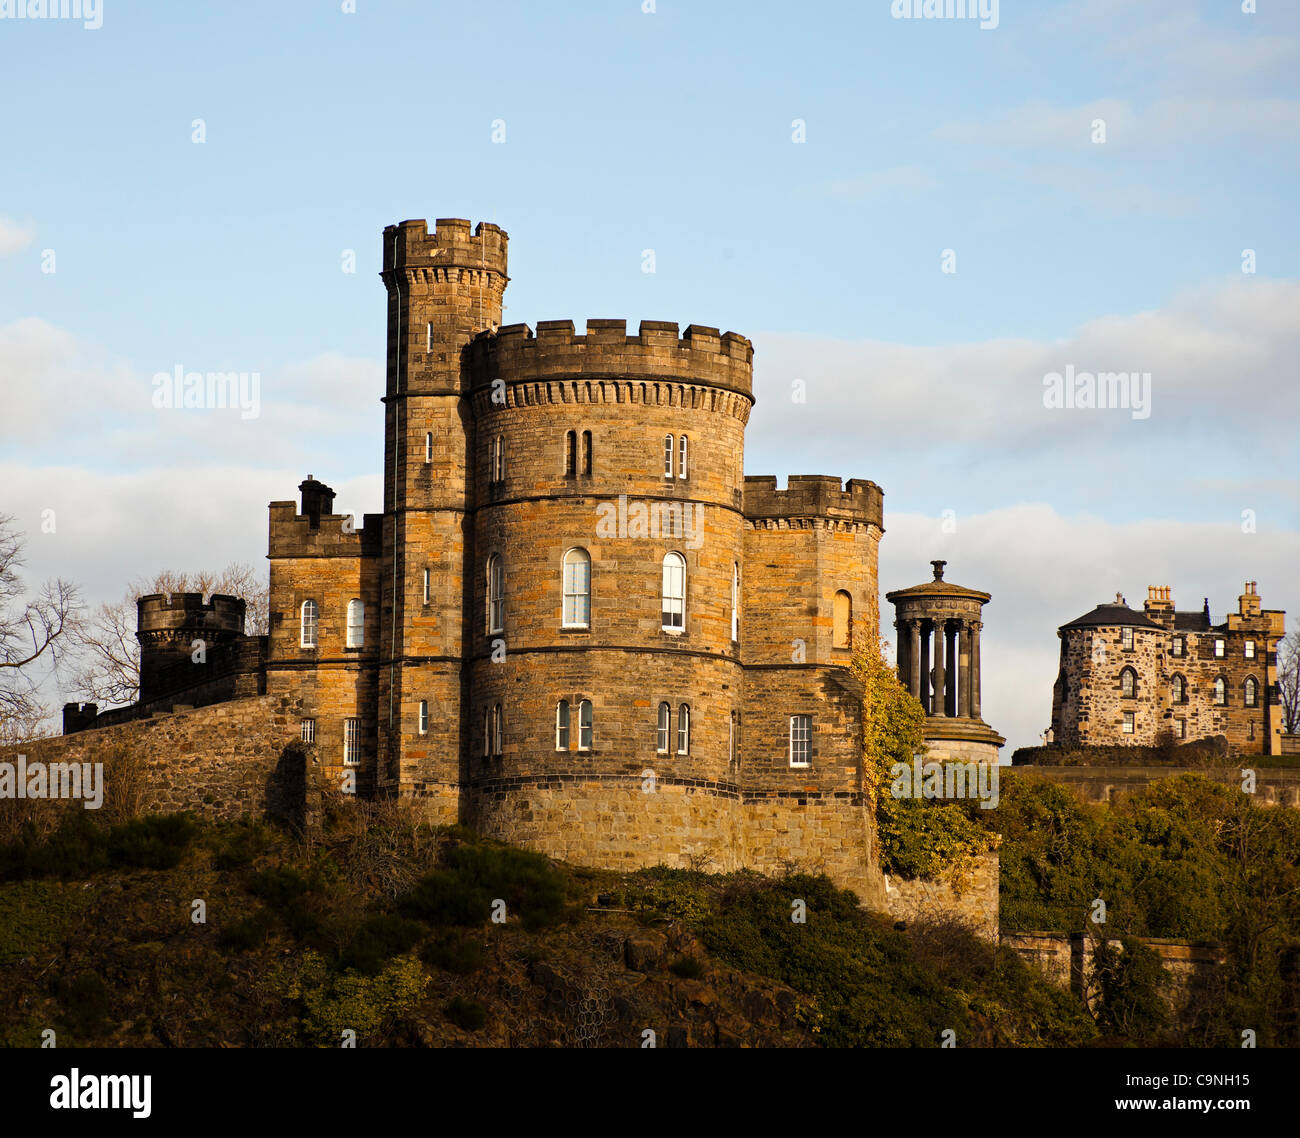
[268,501,382,559]
[137,592,246,640]
[380,217,509,290]
[467,319,754,407]
[743,475,884,530]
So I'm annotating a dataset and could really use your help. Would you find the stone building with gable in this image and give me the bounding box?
[1049,582,1286,755]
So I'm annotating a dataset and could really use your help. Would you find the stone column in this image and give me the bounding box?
[945,620,958,717]
[931,618,946,718]
[972,621,982,718]
[959,621,973,718]
[919,620,931,713]
[909,619,921,700]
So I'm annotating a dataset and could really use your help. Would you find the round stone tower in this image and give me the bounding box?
[462,319,754,864]
[136,592,246,704]
[886,561,1004,763]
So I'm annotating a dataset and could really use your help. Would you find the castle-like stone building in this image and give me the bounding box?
[64,217,891,902]
[1049,583,1286,755]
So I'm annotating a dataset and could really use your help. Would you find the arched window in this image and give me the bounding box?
[299,600,317,648]
[425,432,433,463]
[1244,677,1258,707]
[482,706,490,757]
[494,434,505,482]
[661,552,686,631]
[677,435,688,478]
[562,548,591,628]
[833,590,852,649]
[565,430,577,477]
[491,704,503,756]
[556,700,570,750]
[1214,677,1227,705]
[578,699,593,750]
[677,704,690,754]
[656,702,670,753]
[487,554,504,634]
[1171,674,1185,703]
[663,434,674,478]
[1120,667,1137,698]
[581,430,592,476]
[731,562,740,642]
[346,599,364,648]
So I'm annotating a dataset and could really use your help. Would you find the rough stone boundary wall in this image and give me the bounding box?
[0,695,312,825]
[883,852,999,941]
[1001,930,1225,1018]
[1013,765,1300,807]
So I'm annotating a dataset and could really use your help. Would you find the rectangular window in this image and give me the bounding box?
[418,700,428,735]
[664,435,674,478]
[427,322,433,351]
[1214,638,1225,658]
[300,718,315,744]
[346,600,364,648]
[656,703,670,753]
[423,568,431,605]
[1171,636,1183,658]
[789,714,812,767]
[677,705,690,755]
[1176,718,1186,740]
[1121,627,1133,650]
[1245,640,1256,659]
[343,718,361,765]
[1122,711,1135,735]
[677,435,688,478]
[729,712,736,769]
[425,432,433,463]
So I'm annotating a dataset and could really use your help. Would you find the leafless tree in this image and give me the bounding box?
[0,514,83,743]
[1278,625,1300,736]
[72,561,268,709]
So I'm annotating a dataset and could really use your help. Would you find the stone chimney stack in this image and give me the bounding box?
[298,476,336,529]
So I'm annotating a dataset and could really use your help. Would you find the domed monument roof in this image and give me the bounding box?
[886,559,990,603]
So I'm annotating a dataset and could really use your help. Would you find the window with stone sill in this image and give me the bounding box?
[789,714,812,767]
[1245,640,1256,659]
[1214,639,1226,658]
[1121,627,1134,650]
[1122,711,1135,735]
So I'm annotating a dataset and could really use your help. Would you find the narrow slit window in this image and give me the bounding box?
[418,700,428,735]
[656,702,670,753]
[425,432,433,463]
[556,701,570,751]
[578,699,593,750]
[487,554,504,634]
[677,704,690,755]
[663,434,674,478]
[678,435,688,478]
[581,430,592,476]
[565,430,577,477]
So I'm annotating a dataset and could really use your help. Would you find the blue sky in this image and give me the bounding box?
[2,0,1297,751]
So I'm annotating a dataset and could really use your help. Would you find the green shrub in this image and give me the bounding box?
[420,931,487,974]
[340,914,426,975]
[212,818,274,869]
[218,909,277,951]
[249,866,311,907]
[444,995,487,1032]
[107,814,198,870]
[299,953,428,1045]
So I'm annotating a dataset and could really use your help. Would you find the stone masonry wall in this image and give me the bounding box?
[883,851,999,941]
[0,695,315,825]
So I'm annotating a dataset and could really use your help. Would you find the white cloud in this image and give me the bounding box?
[0,215,35,256]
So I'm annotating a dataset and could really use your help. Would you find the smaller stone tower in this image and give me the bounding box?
[886,561,1004,763]
[136,593,247,705]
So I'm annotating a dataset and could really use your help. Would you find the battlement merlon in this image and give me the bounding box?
[467,320,754,399]
[136,592,247,636]
[381,218,509,281]
[743,475,884,529]
[268,501,383,559]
